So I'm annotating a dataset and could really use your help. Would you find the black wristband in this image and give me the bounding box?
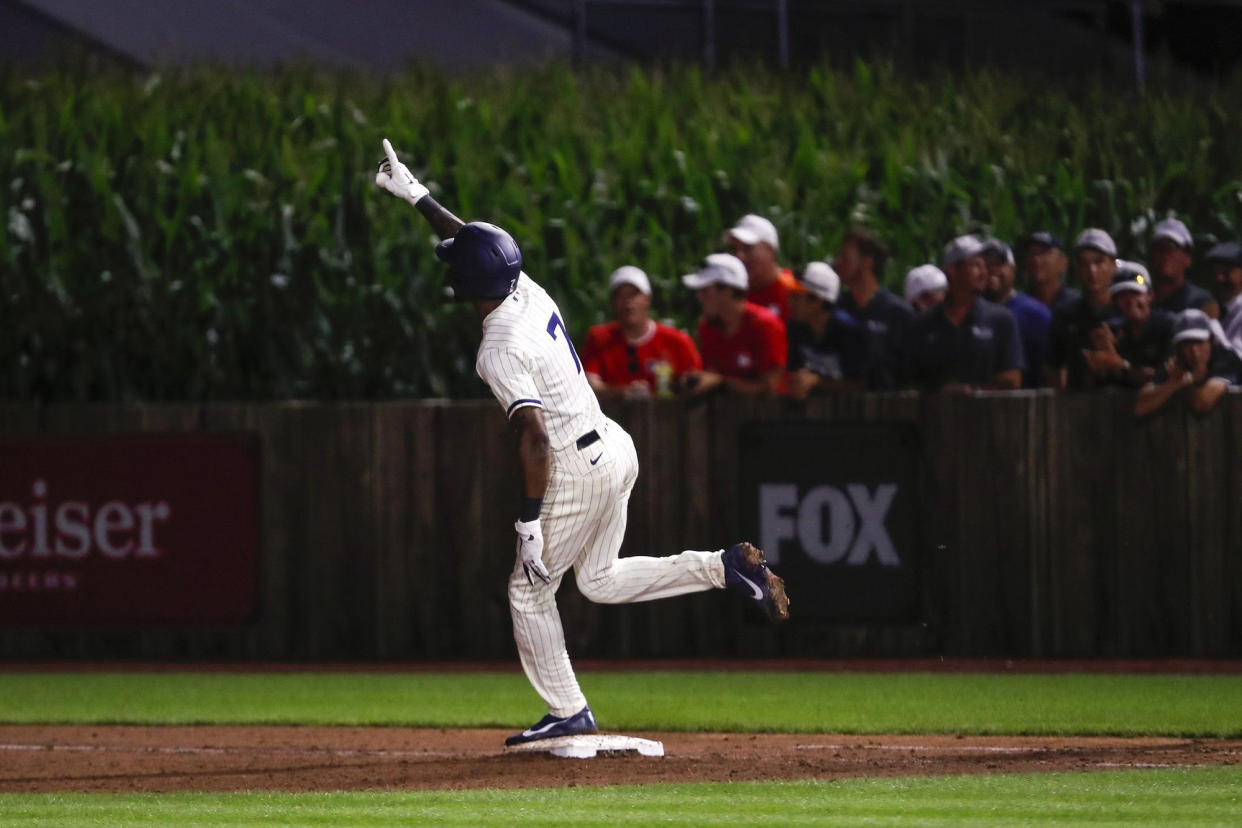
[520,497,543,523]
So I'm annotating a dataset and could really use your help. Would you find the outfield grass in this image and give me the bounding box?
[2,671,1239,737]
[0,767,1238,825]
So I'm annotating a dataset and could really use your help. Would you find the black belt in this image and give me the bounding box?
[576,429,600,450]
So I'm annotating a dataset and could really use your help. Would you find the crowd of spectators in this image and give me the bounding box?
[579,215,1242,415]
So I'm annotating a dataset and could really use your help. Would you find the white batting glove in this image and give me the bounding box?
[514,519,550,586]
[375,138,428,206]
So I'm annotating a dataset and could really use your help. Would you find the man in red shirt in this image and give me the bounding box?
[726,214,801,322]
[580,266,702,398]
[680,253,787,395]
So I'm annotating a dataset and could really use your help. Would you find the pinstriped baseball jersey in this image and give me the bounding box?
[477,273,603,447]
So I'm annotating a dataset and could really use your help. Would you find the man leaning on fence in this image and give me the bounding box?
[783,261,866,399]
[901,235,1024,393]
[1082,262,1172,389]
[580,266,702,399]
[1134,309,1241,417]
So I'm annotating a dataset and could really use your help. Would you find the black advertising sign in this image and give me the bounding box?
[0,434,260,626]
[741,421,921,623]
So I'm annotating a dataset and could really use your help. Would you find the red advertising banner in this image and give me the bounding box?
[0,434,260,626]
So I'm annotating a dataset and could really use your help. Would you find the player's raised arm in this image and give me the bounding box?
[375,138,465,240]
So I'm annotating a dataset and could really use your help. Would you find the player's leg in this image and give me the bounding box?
[574,425,726,604]
[506,462,604,718]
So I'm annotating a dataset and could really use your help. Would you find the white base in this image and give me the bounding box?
[505,734,665,759]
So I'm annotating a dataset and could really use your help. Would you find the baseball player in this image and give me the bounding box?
[374,139,789,746]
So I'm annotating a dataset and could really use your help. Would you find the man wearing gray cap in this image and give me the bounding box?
[680,253,788,396]
[983,238,1051,388]
[902,235,1024,392]
[1207,241,1242,355]
[580,266,702,399]
[1134,309,1241,416]
[1046,228,1121,389]
[784,262,866,399]
[1148,218,1218,318]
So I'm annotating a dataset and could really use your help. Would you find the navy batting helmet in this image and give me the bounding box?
[435,222,522,300]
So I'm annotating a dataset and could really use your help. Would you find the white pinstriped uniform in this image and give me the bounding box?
[477,273,726,717]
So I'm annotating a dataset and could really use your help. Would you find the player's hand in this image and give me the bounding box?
[375,138,429,206]
[514,519,550,586]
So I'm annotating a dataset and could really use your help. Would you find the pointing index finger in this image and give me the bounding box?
[382,138,400,170]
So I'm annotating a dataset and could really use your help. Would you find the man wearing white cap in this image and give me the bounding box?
[1135,309,1240,416]
[784,262,866,399]
[835,228,915,389]
[902,234,1024,392]
[580,266,702,398]
[725,214,800,322]
[680,253,787,396]
[1148,217,1218,318]
[1083,262,1172,388]
[1046,228,1121,389]
[904,264,948,314]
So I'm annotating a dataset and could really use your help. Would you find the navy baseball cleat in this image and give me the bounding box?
[505,705,599,746]
[722,542,790,622]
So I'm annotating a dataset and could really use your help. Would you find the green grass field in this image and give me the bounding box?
[1,670,1239,736]
[2,670,1239,825]
[2,769,1240,826]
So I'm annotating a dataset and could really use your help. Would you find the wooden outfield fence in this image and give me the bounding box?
[1,392,1239,660]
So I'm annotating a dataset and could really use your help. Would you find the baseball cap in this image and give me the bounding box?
[682,253,748,291]
[1109,260,1152,296]
[1172,308,1213,344]
[1024,231,1064,251]
[726,214,779,251]
[799,261,840,303]
[1205,241,1242,267]
[904,264,948,301]
[942,235,984,268]
[1074,228,1118,257]
[608,265,651,296]
[981,238,1015,265]
[1152,218,1192,249]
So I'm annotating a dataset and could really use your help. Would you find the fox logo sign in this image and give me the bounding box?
[758,483,899,567]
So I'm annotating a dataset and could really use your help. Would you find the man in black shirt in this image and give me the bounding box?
[903,235,1024,392]
[1021,231,1080,313]
[835,228,915,389]
[1148,217,1219,318]
[1083,262,1173,388]
[1047,228,1120,389]
[1135,309,1240,416]
[784,262,866,399]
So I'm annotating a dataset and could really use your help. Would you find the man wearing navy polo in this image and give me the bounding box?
[902,235,1024,393]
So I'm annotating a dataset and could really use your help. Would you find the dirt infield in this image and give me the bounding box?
[1,726,1239,793]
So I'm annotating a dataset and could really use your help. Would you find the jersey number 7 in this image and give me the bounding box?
[546,312,582,374]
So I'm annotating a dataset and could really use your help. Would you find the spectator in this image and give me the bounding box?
[902,235,1024,392]
[1148,218,1219,318]
[983,238,1052,388]
[904,264,948,313]
[1207,241,1242,355]
[725,214,800,321]
[680,253,787,396]
[1082,262,1172,388]
[1046,228,1120,389]
[580,266,702,399]
[1134,309,1241,416]
[835,228,915,389]
[1021,231,1079,312]
[784,262,866,399]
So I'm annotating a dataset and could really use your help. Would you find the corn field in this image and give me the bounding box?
[2,61,1241,401]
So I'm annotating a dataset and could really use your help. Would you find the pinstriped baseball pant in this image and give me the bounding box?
[508,417,726,717]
